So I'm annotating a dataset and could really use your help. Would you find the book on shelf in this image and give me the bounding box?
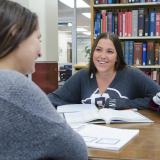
[132,10,138,37]
[156,11,160,36]
[155,42,159,64]
[93,6,160,38]
[138,8,145,36]
[134,42,142,65]
[147,41,154,65]
[101,10,107,32]
[70,123,139,151]
[57,104,153,124]
[149,10,156,36]
[142,43,147,65]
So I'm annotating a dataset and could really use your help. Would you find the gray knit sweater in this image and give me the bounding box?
[0,70,87,160]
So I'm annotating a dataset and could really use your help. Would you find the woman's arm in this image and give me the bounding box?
[48,70,86,107]
[106,68,160,109]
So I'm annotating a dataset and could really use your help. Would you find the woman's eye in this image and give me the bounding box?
[107,50,114,54]
[95,48,101,52]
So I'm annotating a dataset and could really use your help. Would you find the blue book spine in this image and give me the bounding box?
[149,11,156,36]
[94,12,101,39]
[142,43,147,65]
[124,41,129,65]
[108,0,112,4]
[128,41,134,65]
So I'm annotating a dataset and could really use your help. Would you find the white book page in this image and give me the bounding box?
[57,104,98,113]
[99,108,153,123]
[71,124,139,151]
[63,110,99,123]
[57,104,100,123]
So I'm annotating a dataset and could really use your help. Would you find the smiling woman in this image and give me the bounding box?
[0,1,88,159]
[48,32,160,110]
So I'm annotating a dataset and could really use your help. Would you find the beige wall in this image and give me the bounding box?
[11,0,58,62]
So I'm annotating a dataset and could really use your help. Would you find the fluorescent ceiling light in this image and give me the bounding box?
[77,27,87,32]
[82,13,91,19]
[59,0,89,8]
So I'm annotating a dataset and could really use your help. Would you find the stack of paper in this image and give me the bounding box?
[71,123,139,151]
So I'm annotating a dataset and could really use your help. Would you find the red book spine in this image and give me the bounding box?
[134,42,142,65]
[124,12,128,37]
[156,12,160,36]
[128,11,132,37]
[101,10,107,32]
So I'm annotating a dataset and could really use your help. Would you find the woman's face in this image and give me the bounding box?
[14,27,41,75]
[93,38,117,74]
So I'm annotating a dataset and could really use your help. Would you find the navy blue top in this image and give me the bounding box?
[48,66,160,109]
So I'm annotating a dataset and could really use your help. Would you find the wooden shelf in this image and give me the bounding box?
[73,63,88,70]
[94,2,160,9]
[119,36,160,40]
[134,65,160,69]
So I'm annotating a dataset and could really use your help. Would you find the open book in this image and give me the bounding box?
[70,123,139,151]
[57,104,153,124]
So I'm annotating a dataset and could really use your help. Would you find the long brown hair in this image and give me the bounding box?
[0,0,38,58]
[88,32,126,76]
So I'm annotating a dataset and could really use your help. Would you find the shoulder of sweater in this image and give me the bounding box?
[121,66,143,75]
[0,70,27,85]
[0,70,41,93]
[73,68,89,78]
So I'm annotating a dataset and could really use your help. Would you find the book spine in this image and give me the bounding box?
[94,12,101,39]
[122,12,126,37]
[147,41,155,65]
[142,43,147,65]
[144,9,149,36]
[101,10,107,33]
[114,12,118,35]
[132,10,138,37]
[156,12,160,36]
[128,41,134,65]
[107,12,113,33]
[112,12,115,33]
[149,10,156,36]
[128,11,132,37]
[118,12,123,37]
[138,9,144,36]
[155,43,159,64]
[124,41,129,64]
[134,42,142,65]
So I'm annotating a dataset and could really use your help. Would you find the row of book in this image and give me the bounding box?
[94,9,160,38]
[94,0,160,4]
[142,69,160,84]
[121,41,160,65]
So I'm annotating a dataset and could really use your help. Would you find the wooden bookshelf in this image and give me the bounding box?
[93,2,160,9]
[90,0,160,84]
